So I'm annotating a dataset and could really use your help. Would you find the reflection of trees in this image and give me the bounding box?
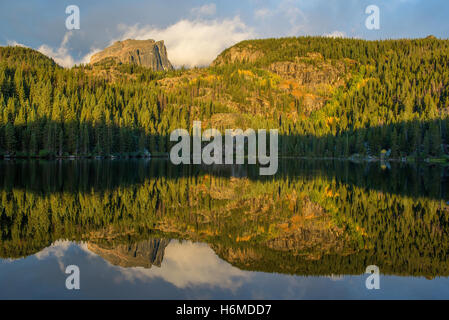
[0,160,448,277]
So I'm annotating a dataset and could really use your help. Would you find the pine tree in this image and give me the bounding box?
[4,122,16,154]
[390,129,399,158]
[29,131,37,155]
[138,131,146,152]
[429,123,442,156]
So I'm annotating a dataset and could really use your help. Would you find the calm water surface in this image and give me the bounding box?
[0,159,448,299]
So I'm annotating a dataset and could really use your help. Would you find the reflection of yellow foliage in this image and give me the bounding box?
[291,215,302,224]
[288,202,296,211]
[325,187,339,198]
[201,229,217,236]
[236,235,252,242]
[326,117,338,127]
[355,225,368,237]
[286,190,298,211]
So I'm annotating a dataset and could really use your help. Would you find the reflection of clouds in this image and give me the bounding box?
[34,240,74,272]
[24,240,251,291]
[34,240,72,260]
[1,258,19,263]
[34,240,94,259]
[328,274,344,281]
[32,240,105,273]
[111,241,251,290]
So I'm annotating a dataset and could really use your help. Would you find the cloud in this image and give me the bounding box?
[36,32,99,68]
[6,40,28,47]
[34,240,74,272]
[34,240,73,260]
[5,34,97,68]
[37,32,76,68]
[324,30,346,38]
[117,17,255,68]
[112,241,251,289]
[191,3,216,16]
[79,47,102,64]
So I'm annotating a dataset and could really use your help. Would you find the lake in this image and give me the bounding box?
[0,159,448,299]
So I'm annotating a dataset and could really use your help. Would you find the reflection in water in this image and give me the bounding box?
[0,159,449,299]
[37,240,250,290]
[114,241,250,289]
[87,239,170,268]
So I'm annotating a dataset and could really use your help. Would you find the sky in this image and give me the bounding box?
[0,0,448,68]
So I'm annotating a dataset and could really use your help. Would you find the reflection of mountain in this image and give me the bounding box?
[87,239,170,268]
[1,160,449,278]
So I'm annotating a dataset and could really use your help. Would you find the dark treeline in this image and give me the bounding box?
[1,37,449,159]
[0,159,447,201]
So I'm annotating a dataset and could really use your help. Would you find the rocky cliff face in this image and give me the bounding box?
[90,39,173,71]
[268,53,349,86]
[87,239,171,268]
[211,45,263,67]
[212,46,355,115]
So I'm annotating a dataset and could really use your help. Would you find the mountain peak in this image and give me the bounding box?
[90,39,173,71]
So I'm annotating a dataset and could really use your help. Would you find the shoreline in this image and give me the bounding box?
[0,154,448,165]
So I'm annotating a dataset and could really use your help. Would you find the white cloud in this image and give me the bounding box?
[36,32,98,68]
[191,3,216,16]
[112,241,250,289]
[34,240,74,272]
[324,30,346,38]
[80,47,102,64]
[37,32,76,68]
[6,40,28,47]
[117,17,255,68]
[34,240,72,260]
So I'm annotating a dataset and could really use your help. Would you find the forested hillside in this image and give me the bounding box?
[1,36,449,160]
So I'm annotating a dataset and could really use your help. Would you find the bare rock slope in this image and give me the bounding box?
[87,239,171,268]
[90,39,173,71]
